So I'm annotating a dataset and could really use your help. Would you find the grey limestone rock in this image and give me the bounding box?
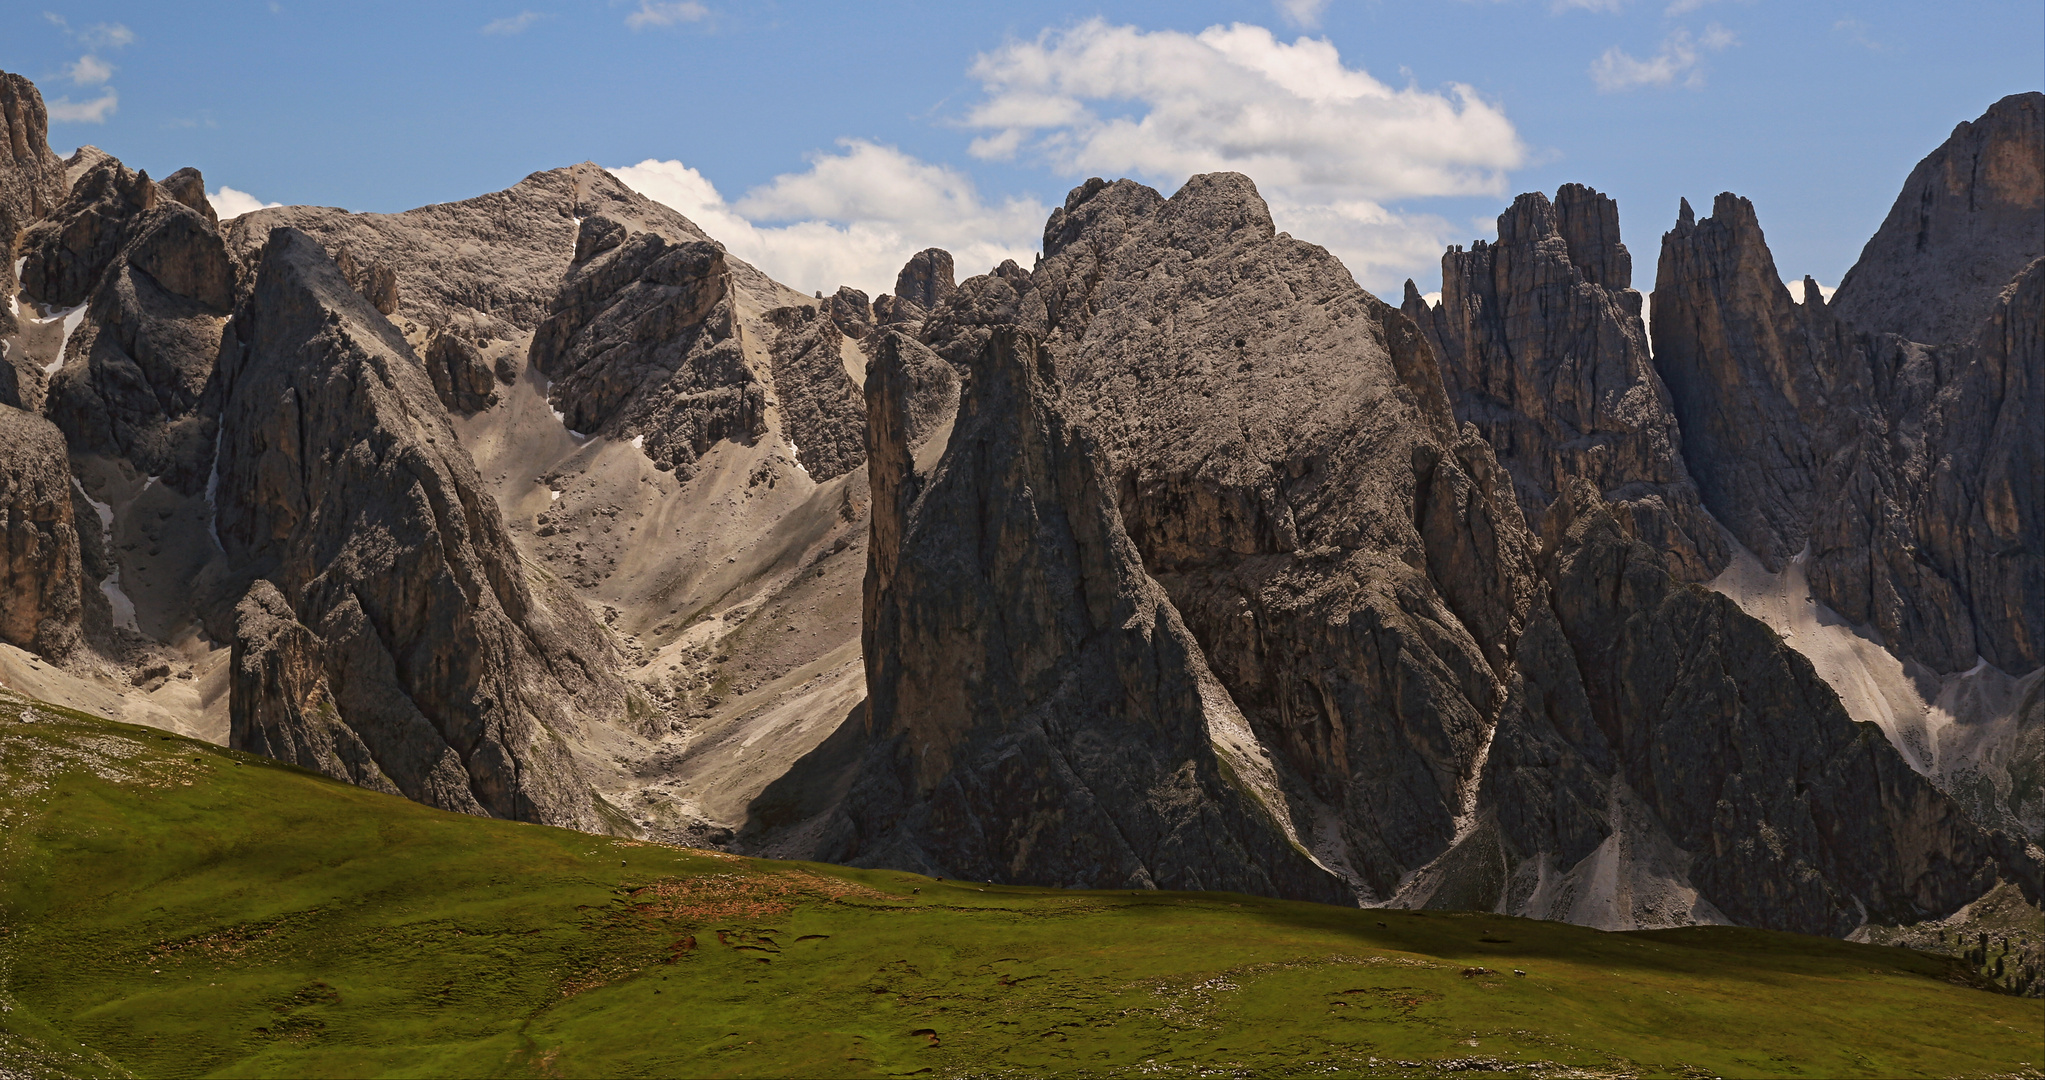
[1027,172,1540,898]
[892,247,956,311]
[216,226,628,829]
[1410,184,1726,581]
[159,167,219,230]
[1650,193,1841,571]
[24,154,235,494]
[1831,92,2045,347]
[763,302,866,481]
[786,326,1352,901]
[0,405,83,658]
[1478,482,2040,936]
[0,70,69,338]
[527,228,763,474]
[423,331,498,414]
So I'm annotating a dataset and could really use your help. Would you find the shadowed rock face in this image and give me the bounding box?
[1024,173,1540,898]
[1649,193,1843,573]
[1831,92,2045,347]
[217,227,628,829]
[1478,482,2039,937]
[20,156,235,494]
[1409,185,1726,582]
[0,406,83,657]
[528,223,763,475]
[803,326,1351,901]
[1650,97,2040,677]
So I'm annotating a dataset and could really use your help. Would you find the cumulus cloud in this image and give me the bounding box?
[63,54,113,85]
[208,186,283,221]
[1590,24,1735,91]
[612,142,1047,299]
[482,11,545,35]
[46,90,117,123]
[624,1,707,30]
[959,19,1524,294]
[1783,278,1836,304]
[1273,0,1329,29]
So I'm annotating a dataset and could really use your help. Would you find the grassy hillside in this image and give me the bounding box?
[1,691,2037,1079]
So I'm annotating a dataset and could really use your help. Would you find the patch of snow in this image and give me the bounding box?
[27,300,89,375]
[787,438,808,475]
[630,434,645,450]
[203,426,225,552]
[550,489,562,502]
[72,479,138,632]
[568,429,588,441]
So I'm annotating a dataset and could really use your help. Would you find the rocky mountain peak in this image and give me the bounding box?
[892,247,956,311]
[1832,91,2045,346]
[1411,183,1724,580]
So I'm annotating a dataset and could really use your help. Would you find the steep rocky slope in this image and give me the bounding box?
[1647,94,2042,844]
[0,406,82,658]
[1408,184,1725,581]
[770,327,1350,899]
[1831,92,2045,346]
[216,227,629,829]
[0,72,67,345]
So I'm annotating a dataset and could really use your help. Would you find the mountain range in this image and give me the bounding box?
[2,69,2039,944]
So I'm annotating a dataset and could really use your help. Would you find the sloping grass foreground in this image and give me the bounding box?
[0,692,2037,1079]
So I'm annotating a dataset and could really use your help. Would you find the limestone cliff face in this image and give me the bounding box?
[527,220,763,475]
[223,163,803,348]
[1409,185,1725,582]
[1831,92,2045,347]
[0,71,68,340]
[21,157,235,494]
[1476,483,2038,936]
[763,300,866,481]
[0,406,83,658]
[1649,194,1844,572]
[811,326,1351,901]
[217,227,628,829]
[1651,97,2040,677]
[1021,174,1539,898]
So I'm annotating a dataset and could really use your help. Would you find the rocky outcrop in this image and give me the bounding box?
[1806,259,2043,676]
[216,226,628,829]
[229,580,398,795]
[1019,173,1539,899]
[224,163,804,349]
[1473,482,2039,936]
[159,166,218,230]
[1831,92,2045,347]
[423,331,498,414]
[21,156,236,494]
[1,71,70,337]
[794,326,1351,900]
[528,222,764,474]
[1650,194,1843,571]
[892,247,956,313]
[825,286,872,340]
[763,301,866,481]
[1408,185,1726,581]
[0,406,83,657]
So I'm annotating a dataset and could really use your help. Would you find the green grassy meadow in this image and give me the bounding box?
[1,691,2038,1079]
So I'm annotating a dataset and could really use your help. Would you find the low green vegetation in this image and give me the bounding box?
[1,691,2037,1079]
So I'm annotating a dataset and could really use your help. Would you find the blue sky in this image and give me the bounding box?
[5,1,2038,299]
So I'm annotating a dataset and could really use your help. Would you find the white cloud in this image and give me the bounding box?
[612,143,1047,299]
[1274,0,1329,29]
[1589,24,1734,91]
[959,20,1523,295]
[624,1,707,30]
[1553,0,1627,12]
[482,11,545,35]
[46,90,117,124]
[208,186,283,221]
[63,54,112,85]
[1783,278,1836,304]
[81,22,135,49]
